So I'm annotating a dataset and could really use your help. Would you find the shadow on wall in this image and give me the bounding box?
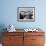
[0,24,7,43]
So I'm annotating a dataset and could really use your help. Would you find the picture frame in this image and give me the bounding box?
[17,7,35,22]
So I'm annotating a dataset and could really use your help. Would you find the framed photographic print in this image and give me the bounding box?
[17,7,35,22]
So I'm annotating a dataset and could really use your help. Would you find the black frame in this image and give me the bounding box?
[17,7,35,22]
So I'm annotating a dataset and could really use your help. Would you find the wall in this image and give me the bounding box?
[0,0,46,30]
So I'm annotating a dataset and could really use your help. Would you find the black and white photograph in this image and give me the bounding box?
[17,7,35,22]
